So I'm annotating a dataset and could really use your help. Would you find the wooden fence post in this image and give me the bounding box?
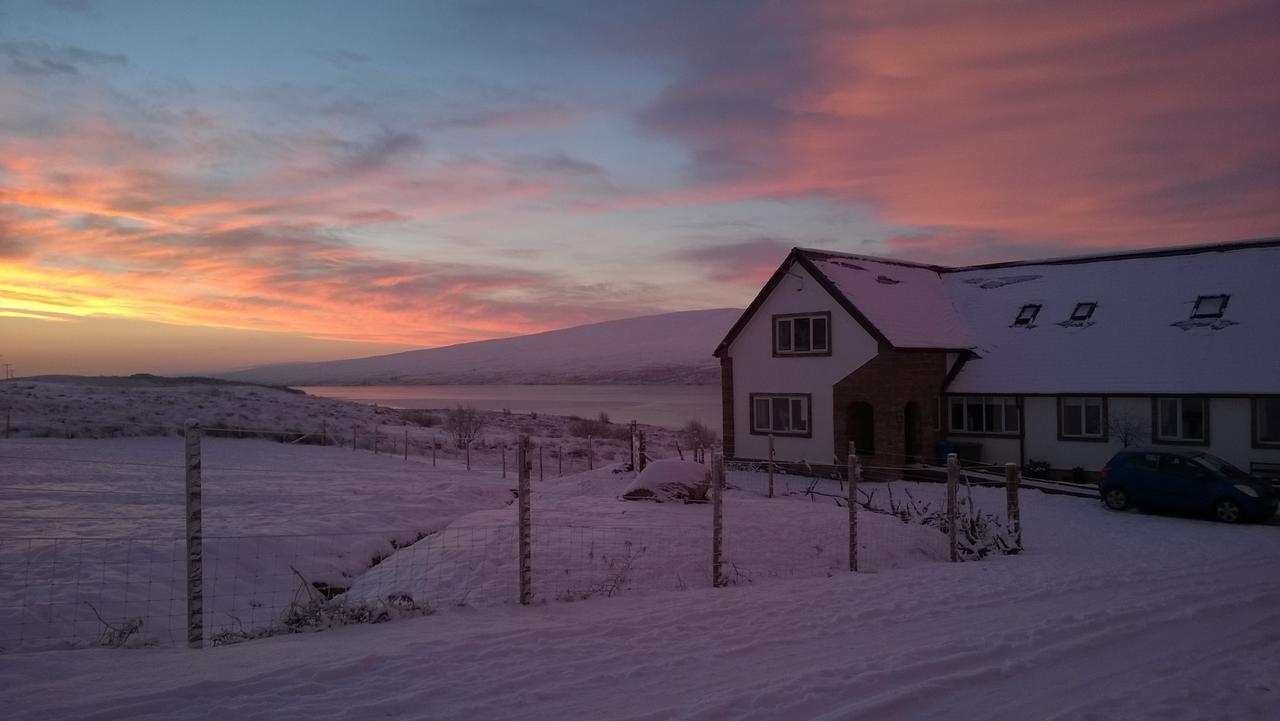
[184,419,203,649]
[558,444,563,476]
[403,429,409,461]
[629,421,637,470]
[587,435,594,471]
[848,441,859,572]
[518,435,532,605]
[712,453,724,588]
[502,444,507,479]
[1006,462,1023,553]
[432,440,437,467]
[947,453,959,562]
[466,441,471,471]
[351,424,357,452]
[538,444,544,482]
[638,431,647,472]
[768,434,775,499]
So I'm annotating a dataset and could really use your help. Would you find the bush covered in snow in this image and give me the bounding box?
[622,459,710,502]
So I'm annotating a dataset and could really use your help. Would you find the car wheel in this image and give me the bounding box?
[1102,487,1130,511]
[1213,498,1244,524]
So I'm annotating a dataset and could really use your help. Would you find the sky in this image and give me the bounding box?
[2,0,1278,375]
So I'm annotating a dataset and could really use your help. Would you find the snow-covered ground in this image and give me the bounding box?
[1,475,1277,720]
[0,434,944,649]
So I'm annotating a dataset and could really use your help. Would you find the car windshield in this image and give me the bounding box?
[1192,453,1252,480]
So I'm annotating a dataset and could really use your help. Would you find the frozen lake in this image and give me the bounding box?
[299,384,721,429]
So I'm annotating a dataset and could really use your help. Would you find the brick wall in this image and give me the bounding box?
[832,350,949,466]
[720,355,734,458]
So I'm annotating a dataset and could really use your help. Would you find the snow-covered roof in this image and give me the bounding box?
[722,238,1280,394]
[942,240,1280,394]
[801,251,977,349]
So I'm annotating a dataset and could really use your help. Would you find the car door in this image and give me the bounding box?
[1121,453,1164,507]
[1157,455,1211,512]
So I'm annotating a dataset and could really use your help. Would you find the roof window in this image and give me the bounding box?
[1070,302,1097,322]
[1012,304,1041,327]
[1191,295,1228,319]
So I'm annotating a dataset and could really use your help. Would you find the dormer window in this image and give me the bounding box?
[1191,295,1228,319]
[1070,302,1097,322]
[1012,304,1041,327]
[774,312,831,356]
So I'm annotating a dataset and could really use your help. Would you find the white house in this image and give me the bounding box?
[714,237,1280,480]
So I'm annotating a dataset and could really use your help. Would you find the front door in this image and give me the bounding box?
[903,401,919,464]
[847,401,875,459]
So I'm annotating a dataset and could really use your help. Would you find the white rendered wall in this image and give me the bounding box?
[1021,396,1280,472]
[726,262,878,463]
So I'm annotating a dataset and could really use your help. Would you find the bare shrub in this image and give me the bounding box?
[680,418,718,450]
[445,404,484,449]
[1108,411,1149,447]
[401,409,438,427]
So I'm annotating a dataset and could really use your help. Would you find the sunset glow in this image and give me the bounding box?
[2,0,1277,373]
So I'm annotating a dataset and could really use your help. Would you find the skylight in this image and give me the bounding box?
[1191,295,1229,319]
[1012,304,1041,327]
[1070,302,1097,321]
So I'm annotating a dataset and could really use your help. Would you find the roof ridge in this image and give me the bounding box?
[794,247,951,272]
[796,235,1280,274]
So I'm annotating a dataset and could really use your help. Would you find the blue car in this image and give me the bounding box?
[1100,448,1279,523]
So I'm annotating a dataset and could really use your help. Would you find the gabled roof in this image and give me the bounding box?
[713,248,976,356]
[716,236,1280,395]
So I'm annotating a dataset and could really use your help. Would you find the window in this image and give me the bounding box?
[751,394,811,436]
[1191,295,1228,319]
[1154,397,1208,443]
[1060,397,1105,439]
[773,313,830,355]
[1069,302,1097,321]
[1255,398,1280,446]
[1012,304,1041,327]
[948,396,1019,434]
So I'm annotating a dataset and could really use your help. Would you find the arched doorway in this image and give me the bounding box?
[847,401,875,458]
[903,401,920,464]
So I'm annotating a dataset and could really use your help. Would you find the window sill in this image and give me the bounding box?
[749,429,812,438]
[1057,434,1109,443]
[772,350,832,358]
[946,431,1020,438]
[1151,437,1210,447]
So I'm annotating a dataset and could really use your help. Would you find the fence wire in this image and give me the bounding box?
[1,431,1008,653]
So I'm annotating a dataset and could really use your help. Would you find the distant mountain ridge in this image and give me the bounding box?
[218,308,742,386]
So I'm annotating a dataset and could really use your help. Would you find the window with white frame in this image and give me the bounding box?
[948,396,1019,434]
[774,313,830,355]
[1154,397,1208,443]
[1060,397,1105,439]
[1255,398,1280,446]
[751,394,811,435]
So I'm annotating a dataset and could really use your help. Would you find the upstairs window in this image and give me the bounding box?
[1069,302,1097,322]
[1191,295,1228,319]
[949,396,1019,434]
[751,394,811,436]
[1012,304,1041,327]
[1154,397,1208,444]
[774,312,830,355]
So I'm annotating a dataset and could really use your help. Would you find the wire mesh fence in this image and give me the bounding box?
[0,427,1022,652]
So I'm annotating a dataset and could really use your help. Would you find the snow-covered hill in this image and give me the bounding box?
[218,308,741,386]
